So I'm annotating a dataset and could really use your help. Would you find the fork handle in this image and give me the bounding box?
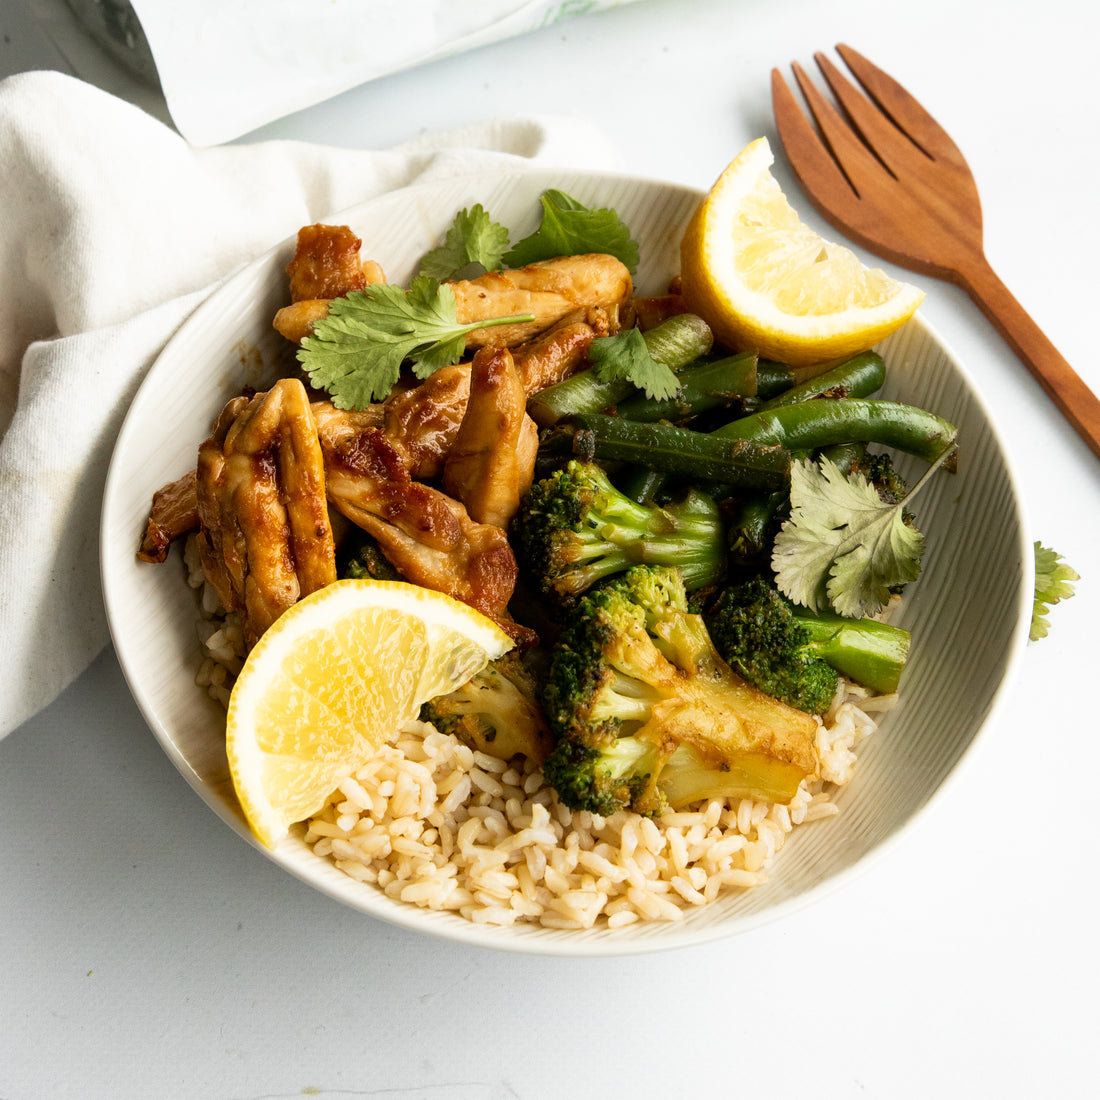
[956,254,1100,461]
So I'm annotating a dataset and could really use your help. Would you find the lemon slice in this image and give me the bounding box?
[225,579,514,848]
[679,137,924,366]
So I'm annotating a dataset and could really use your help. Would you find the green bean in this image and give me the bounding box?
[641,312,714,367]
[758,351,885,410]
[728,488,788,565]
[569,413,790,491]
[618,465,667,505]
[526,313,713,427]
[817,442,867,473]
[755,360,799,400]
[615,352,757,422]
[755,358,850,400]
[711,398,958,465]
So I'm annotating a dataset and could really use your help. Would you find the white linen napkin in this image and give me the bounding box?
[0,70,620,740]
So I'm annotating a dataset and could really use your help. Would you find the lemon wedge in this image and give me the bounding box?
[225,579,514,848]
[679,137,924,366]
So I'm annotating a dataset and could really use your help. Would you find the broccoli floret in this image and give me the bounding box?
[512,459,725,608]
[853,449,908,504]
[704,576,911,715]
[421,651,553,764]
[540,565,820,816]
[338,529,402,582]
[542,735,665,818]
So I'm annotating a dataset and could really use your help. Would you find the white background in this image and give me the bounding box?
[2,0,1098,1097]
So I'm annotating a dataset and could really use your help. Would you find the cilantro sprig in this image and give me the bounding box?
[588,328,680,401]
[418,204,510,280]
[301,189,639,408]
[771,450,954,619]
[504,189,639,273]
[298,277,532,409]
[417,189,639,281]
[1031,541,1079,641]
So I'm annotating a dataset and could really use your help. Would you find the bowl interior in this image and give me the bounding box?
[100,169,1031,955]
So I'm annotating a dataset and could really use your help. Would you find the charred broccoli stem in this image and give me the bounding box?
[512,459,726,605]
[704,575,911,714]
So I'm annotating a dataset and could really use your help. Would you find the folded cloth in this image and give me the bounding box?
[0,70,619,740]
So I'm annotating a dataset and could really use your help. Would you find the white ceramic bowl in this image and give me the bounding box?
[100,169,1032,955]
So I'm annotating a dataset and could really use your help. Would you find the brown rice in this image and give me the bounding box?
[184,535,893,929]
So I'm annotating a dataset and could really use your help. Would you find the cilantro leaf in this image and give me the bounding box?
[587,328,680,400]
[504,189,639,273]
[418,204,511,280]
[772,455,926,618]
[298,277,532,409]
[1031,541,1079,641]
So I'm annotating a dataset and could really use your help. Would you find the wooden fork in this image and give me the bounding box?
[771,43,1100,461]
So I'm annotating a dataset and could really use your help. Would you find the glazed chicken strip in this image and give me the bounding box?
[272,299,330,344]
[377,308,614,479]
[452,253,632,348]
[381,364,470,480]
[313,402,525,637]
[273,223,386,343]
[512,305,614,393]
[196,378,336,649]
[443,346,538,529]
[286,224,378,302]
[273,252,632,350]
[145,301,613,564]
[622,292,687,332]
[138,468,199,563]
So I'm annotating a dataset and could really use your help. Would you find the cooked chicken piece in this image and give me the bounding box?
[451,253,632,348]
[382,364,470,480]
[273,250,631,354]
[273,298,332,344]
[273,224,386,342]
[622,293,688,332]
[512,305,615,393]
[286,223,382,302]
[196,378,336,649]
[313,401,530,642]
[443,347,538,529]
[361,306,613,480]
[138,468,199,563]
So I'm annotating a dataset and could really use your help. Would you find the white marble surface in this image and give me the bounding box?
[2,0,1098,1096]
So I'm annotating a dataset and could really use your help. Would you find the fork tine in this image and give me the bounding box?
[770,67,860,211]
[788,60,892,199]
[812,51,932,179]
[834,43,971,172]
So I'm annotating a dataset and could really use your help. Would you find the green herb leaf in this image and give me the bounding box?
[1031,541,1079,641]
[504,189,640,273]
[418,204,511,280]
[298,277,532,408]
[588,328,680,400]
[772,455,926,618]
